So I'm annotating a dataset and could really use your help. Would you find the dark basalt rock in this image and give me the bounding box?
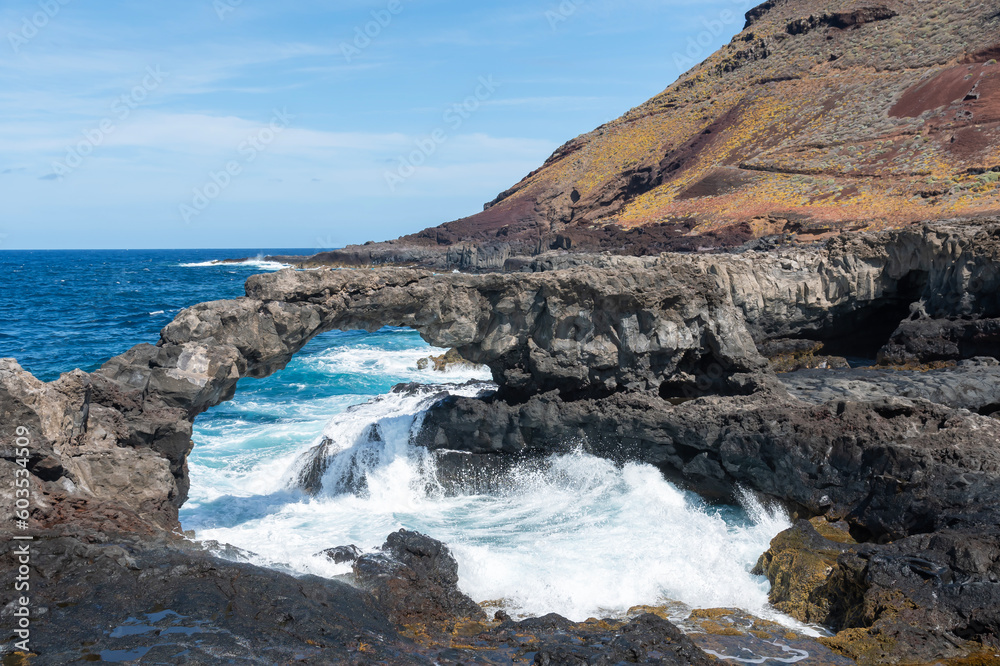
[786,6,898,36]
[0,527,713,664]
[415,383,1000,663]
[5,223,997,532]
[494,612,715,666]
[28,454,64,482]
[779,364,1000,413]
[756,521,1000,664]
[878,317,1000,365]
[0,531,420,665]
[321,544,362,564]
[352,529,487,626]
[752,519,857,623]
[416,388,1000,540]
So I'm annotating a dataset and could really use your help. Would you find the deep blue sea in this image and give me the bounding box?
[1,249,797,624]
[0,249,308,380]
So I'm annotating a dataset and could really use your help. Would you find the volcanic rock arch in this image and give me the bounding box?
[4,223,999,534]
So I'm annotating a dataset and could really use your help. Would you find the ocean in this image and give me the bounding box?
[0,249,794,624]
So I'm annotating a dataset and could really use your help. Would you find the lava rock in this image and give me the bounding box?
[879,317,1000,365]
[752,519,856,623]
[28,454,64,482]
[321,544,362,564]
[779,364,1000,413]
[4,223,1000,665]
[0,532,417,665]
[353,529,487,626]
[757,522,1000,665]
[486,612,715,666]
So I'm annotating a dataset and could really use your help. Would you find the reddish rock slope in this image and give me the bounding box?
[327,0,1000,264]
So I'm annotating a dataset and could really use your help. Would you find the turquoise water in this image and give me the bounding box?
[2,250,796,625]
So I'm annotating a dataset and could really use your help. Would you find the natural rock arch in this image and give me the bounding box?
[3,223,998,533]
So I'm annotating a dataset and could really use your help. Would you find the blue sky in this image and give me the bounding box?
[0,0,745,250]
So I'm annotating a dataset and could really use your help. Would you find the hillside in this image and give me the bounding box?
[318,0,1000,266]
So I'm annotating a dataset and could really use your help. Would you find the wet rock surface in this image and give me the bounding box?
[756,520,1000,664]
[321,544,362,564]
[6,223,996,530]
[753,519,857,624]
[417,388,1000,538]
[352,529,487,627]
[669,605,856,665]
[0,529,416,665]
[482,612,716,666]
[414,381,1000,662]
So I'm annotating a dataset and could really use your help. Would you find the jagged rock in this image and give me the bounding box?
[5,223,997,533]
[4,223,1000,663]
[296,422,386,496]
[785,6,897,36]
[416,388,1000,537]
[490,612,715,666]
[752,519,856,623]
[878,317,1000,365]
[352,530,486,626]
[0,360,180,531]
[416,348,481,372]
[0,525,713,664]
[755,522,1000,665]
[321,544,362,564]
[0,531,416,665]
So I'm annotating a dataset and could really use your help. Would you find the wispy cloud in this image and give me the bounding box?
[0,0,744,248]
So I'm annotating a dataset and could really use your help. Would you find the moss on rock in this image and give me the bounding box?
[753,518,855,623]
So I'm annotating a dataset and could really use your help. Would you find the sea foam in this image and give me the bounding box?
[183,334,796,626]
[179,258,289,271]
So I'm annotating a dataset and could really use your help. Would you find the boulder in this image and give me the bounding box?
[352,530,487,626]
[320,544,362,564]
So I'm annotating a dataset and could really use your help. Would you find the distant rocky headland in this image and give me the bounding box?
[5,0,1000,662]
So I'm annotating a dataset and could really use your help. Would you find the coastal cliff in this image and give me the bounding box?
[4,222,1000,662]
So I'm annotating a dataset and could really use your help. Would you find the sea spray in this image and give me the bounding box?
[183,332,794,624]
[179,257,289,271]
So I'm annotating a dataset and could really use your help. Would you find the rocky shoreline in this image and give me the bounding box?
[4,222,1000,664]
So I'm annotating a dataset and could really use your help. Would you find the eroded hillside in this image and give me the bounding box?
[361,0,1000,261]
